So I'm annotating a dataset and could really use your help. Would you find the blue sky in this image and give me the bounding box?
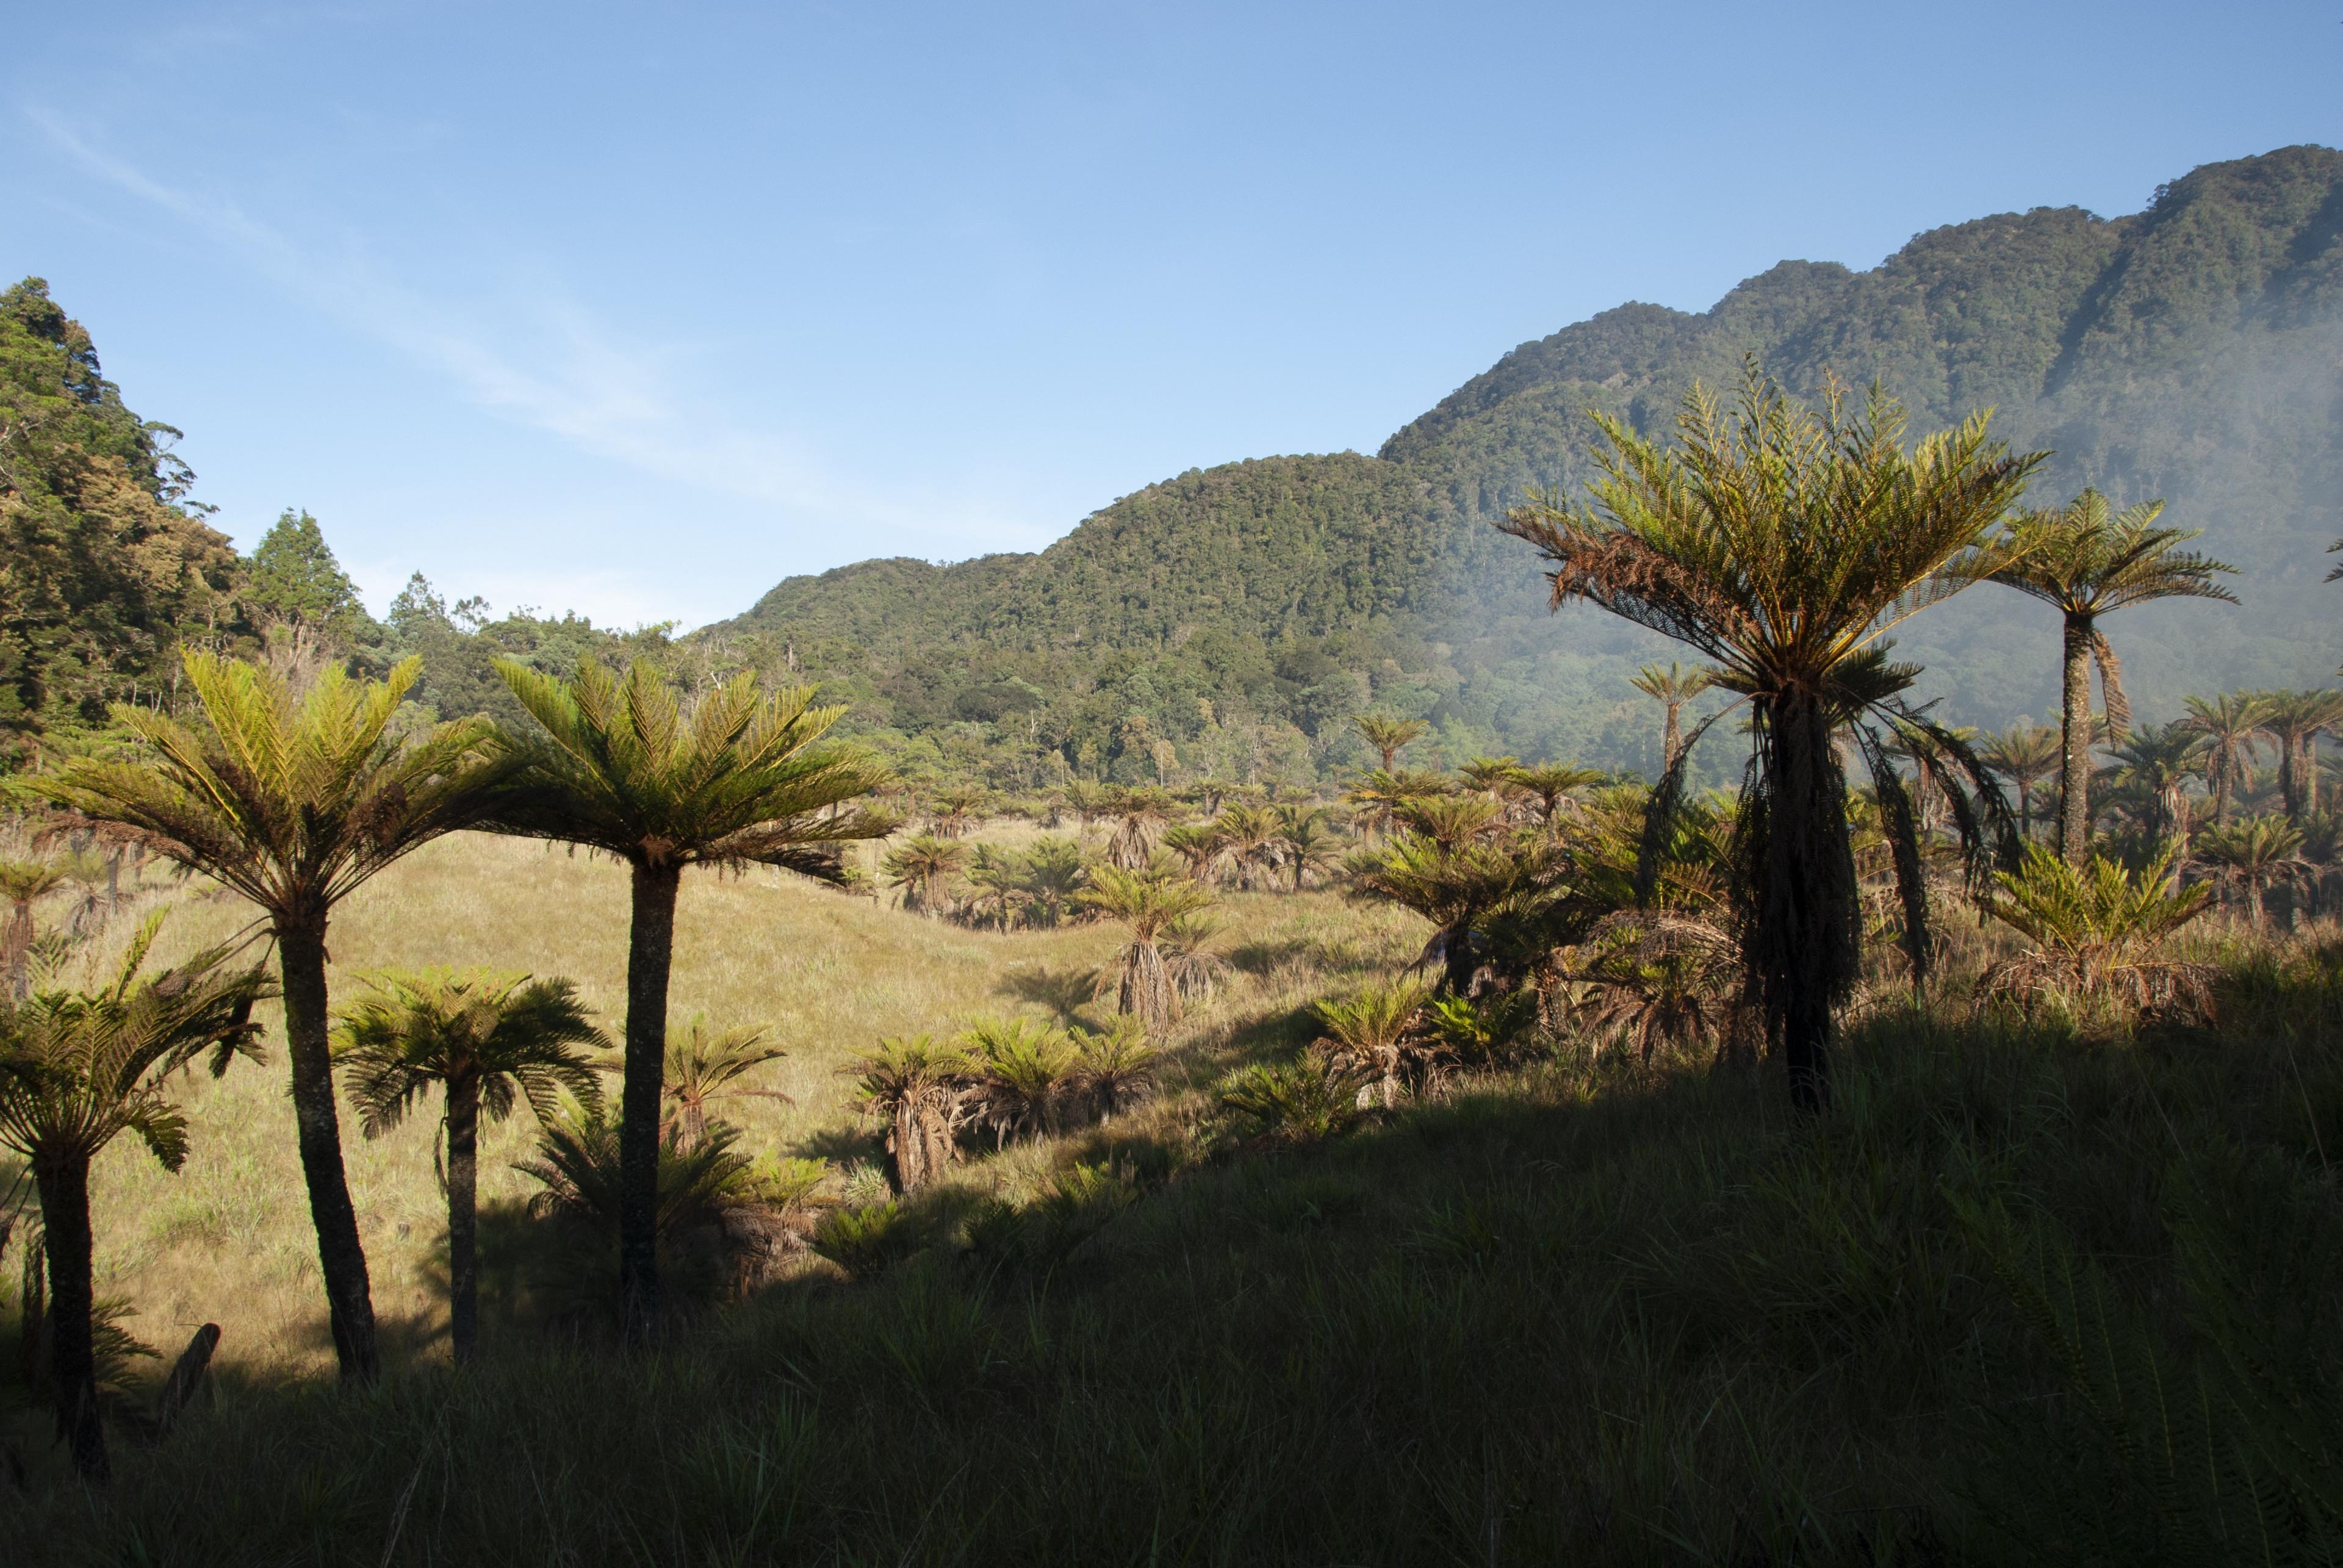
[6,1,2338,629]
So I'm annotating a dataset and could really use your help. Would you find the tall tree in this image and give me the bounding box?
[39,651,513,1381]
[333,969,604,1363]
[1988,491,2236,865]
[0,278,242,751]
[483,659,890,1346]
[1352,713,1428,773]
[2180,692,2274,827]
[1502,370,2034,1109]
[242,509,373,646]
[1628,663,1713,775]
[0,913,267,1480]
[1978,724,2063,841]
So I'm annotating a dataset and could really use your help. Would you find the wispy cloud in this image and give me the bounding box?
[26,108,1053,558]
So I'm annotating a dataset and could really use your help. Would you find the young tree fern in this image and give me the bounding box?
[1989,491,2236,864]
[845,1034,971,1193]
[883,833,967,918]
[333,969,606,1362]
[2191,816,2316,930]
[0,912,268,1480]
[1978,844,2215,1022]
[1347,796,1563,995]
[1312,979,1432,1109]
[660,1015,789,1151]
[1076,861,1215,1032]
[0,860,67,1003]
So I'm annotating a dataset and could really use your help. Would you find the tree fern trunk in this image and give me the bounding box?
[621,860,681,1349]
[445,1075,480,1364]
[278,917,378,1383]
[1442,917,1476,996]
[1120,941,1173,1032]
[1751,690,1859,1113]
[4,901,29,1001]
[2059,614,2094,866]
[34,1155,106,1483]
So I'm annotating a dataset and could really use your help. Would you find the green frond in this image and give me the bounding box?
[1992,488,2239,615]
[0,935,270,1170]
[331,968,608,1140]
[40,647,516,918]
[486,658,892,878]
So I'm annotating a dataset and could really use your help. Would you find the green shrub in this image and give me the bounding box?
[811,1201,918,1279]
[1217,1053,1366,1143]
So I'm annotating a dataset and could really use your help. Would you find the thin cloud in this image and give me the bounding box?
[26,108,1053,558]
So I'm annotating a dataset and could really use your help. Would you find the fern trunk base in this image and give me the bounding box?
[621,860,681,1348]
[2059,615,2094,866]
[446,1077,480,1364]
[279,919,379,1383]
[34,1154,106,1483]
[1749,691,1857,1113]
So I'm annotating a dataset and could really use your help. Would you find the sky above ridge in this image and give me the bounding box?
[5,2,2339,630]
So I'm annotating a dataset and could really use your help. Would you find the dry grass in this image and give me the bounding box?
[62,828,1420,1378]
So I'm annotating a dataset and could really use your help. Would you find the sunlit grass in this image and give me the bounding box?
[68,828,1419,1376]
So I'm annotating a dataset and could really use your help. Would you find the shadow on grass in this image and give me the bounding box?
[996,965,1103,1026]
[20,965,2343,1564]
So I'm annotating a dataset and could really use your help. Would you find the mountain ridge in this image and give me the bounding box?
[711,145,2343,782]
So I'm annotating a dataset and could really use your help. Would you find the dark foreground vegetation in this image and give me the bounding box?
[3,931,2339,1564]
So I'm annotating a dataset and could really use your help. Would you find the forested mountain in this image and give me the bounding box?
[7,146,2338,788]
[714,144,2343,784]
[0,279,243,748]
[0,279,661,766]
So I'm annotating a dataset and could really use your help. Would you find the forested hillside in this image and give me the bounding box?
[0,280,243,746]
[7,146,2337,787]
[0,279,663,767]
[714,144,2343,784]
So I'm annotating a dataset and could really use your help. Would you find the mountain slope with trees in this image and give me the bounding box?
[0,280,243,749]
[713,144,2343,783]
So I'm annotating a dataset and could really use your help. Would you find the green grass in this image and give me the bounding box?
[4,838,2341,1564]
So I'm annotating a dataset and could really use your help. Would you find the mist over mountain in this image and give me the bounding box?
[716,145,2343,780]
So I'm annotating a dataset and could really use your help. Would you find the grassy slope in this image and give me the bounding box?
[5,847,2342,1564]
[55,829,1416,1378]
